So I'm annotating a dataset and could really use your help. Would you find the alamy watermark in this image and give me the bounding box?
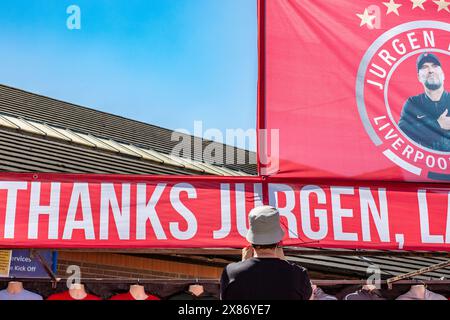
[66,264,81,289]
[66,5,81,30]
[170,121,280,175]
[367,5,382,30]
[366,264,382,289]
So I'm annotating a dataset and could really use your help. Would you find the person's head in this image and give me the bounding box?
[417,53,445,91]
[246,206,285,255]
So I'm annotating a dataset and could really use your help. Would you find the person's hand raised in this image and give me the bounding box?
[437,109,450,130]
[241,246,254,261]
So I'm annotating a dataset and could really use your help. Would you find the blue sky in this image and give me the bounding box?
[0,0,258,150]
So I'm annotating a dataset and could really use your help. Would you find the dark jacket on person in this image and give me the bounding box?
[398,91,450,151]
[220,258,312,300]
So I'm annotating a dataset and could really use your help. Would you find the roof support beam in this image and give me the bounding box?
[386,260,450,289]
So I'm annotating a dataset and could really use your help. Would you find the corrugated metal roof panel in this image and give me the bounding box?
[51,127,94,147]
[146,151,186,169]
[185,160,226,175]
[123,144,165,164]
[214,165,247,176]
[165,154,206,173]
[28,121,72,141]
[97,139,142,158]
[6,115,210,173]
[6,115,226,174]
[0,129,201,175]
[0,84,257,175]
[0,115,19,129]
[77,134,120,152]
[3,116,45,136]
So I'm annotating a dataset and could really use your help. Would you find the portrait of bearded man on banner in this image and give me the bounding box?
[398,52,450,152]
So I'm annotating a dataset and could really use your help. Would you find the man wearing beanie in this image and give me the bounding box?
[220,206,312,300]
[398,52,450,151]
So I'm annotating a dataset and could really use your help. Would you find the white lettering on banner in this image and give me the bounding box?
[253,184,264,208]
[359,188,390,242]
[235,184,249,238]
[423,31,435,48]
[300,185,328,241]
[384,129,397,140]
[100,184,131,240]
[378,49,397,67]
[392,39,406,55]
[0,182,27,239]
[407,32,420,50]
[414,151,424,162]
[28,182,61,240]
[169,183,197,240]
[213,183,263,240]
[213,184,231,239]
[62,183,95,240]
[1,179,449,249]
[366,79,383,90]
[403,145,414,159]
[136,183,167,240]
[366,31,436,90]
[373,116,386,125]
[395,234,405,250]
[269,184,298,238]
[331,187,358,241]
[374,117,450,171]
[369,63,387,78]
[418,190,444,244]
[391,138,404,151]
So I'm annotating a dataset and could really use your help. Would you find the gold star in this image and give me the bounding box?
[433,0,450,11]
[356,8,376,28]
[411,0,427,10]
[383,0,402,15]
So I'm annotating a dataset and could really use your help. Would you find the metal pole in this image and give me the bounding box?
[386,260,450,289]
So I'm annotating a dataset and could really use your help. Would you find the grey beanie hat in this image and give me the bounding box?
[246,206,285,245]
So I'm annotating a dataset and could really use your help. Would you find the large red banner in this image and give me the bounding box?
[261,0,450,182]
[0,173,449,250]
[0,174,263,249]
[1,1,450,252]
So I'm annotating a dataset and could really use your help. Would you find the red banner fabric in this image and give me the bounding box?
[262,0,450,182]
[0,174,263,249]
[0,173,449,250]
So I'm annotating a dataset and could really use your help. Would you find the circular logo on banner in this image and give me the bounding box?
[357,21,450,181]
